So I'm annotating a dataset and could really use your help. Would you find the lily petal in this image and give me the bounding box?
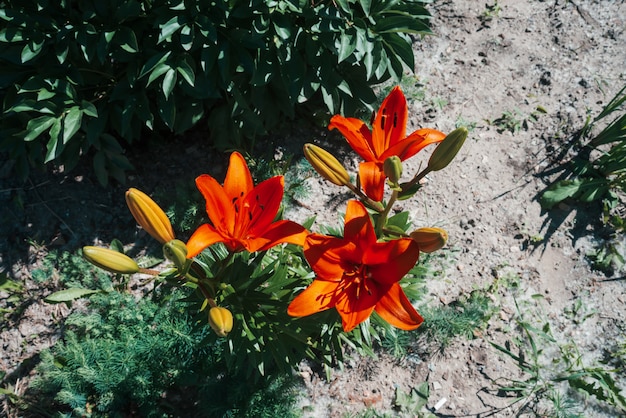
[335,283,379,332]
[382,128,446,162]
[241,176,284,238]
[328,115,376,162]
[372,86,408,155]
[223,152,254,201]
[375,283,424,330]
[186,224,226,258]
[196,174,236,236]
[247,219,308,252]
[358,161,386,202]
[343,200,377,246]
[304,234,348,280]
[366,239,420,285]
[288,279,340,317]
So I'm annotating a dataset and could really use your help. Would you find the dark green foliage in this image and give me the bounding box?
[0,0,433,184]
[31,289,301,417]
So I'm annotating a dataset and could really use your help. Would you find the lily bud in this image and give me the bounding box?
[125,188,175,244]
[427,127,468,172]
[383,156,403,189]
[208,306,234,337]
[410,227,448,253]
[163,239,189,272]
[303,143,351,187]
[83,246,139,274]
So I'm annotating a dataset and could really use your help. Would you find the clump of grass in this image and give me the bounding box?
[418,290,495,348]
[27,288,302,417]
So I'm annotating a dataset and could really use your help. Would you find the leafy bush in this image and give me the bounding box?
[0,0,433,184]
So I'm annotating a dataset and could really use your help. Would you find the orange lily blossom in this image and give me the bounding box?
[186,152,308,257]
[287,200,423,332]
[328,86,446,201]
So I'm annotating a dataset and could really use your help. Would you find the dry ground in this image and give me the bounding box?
[1,0,625,417]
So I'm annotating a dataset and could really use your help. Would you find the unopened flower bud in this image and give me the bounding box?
[303,143,351,187]
[125,188,175,244]
[427,127,468,172]
[383,155,403,185]
[83,246,139,274]
[163,239,189,272]
[410,227,448,253]
[208,306,234,337]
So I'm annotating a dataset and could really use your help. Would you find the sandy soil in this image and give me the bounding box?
[1,0,625,417]
[287,0,626,416]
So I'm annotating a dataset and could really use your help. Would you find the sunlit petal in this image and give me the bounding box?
[343,200,377,246]
[223,151,253,201]
[247,220,308,252]
[195,175,235,235]
[372,86,408,155]
[243,176,284,237]
[287,279,341,317]
[328,115,376,161]
[304,234,348,280]
[358,161,386,202]
[186,224,226,258]
[366,239,420,285]
[335,285,379,332]
[382,128,446,161]
[375,283,424,330]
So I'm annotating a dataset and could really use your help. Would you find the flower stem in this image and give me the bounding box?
[376,189,399,237]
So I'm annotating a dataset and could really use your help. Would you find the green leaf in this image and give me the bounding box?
[24,116,55,141]
[63,106,83,144]
[162,68,177,99]
[44,119,62,163]
[139,51,172,79]
[118,27,139,53]
[37,89,56,101]
[80,100,98,118]
[147,62,171,86]
[338,31,357,63]
[44,288,101,304]
[540,179,583,209]
[21,40,43,63]
[359,0,372,16]
[159,16,184,44]
[374,15,431,34]
[177,60,195,86]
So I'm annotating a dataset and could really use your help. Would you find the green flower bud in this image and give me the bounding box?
[83,246,139,274]
[208,306,234,337]
[163,239,189,272]
[304,143,351,187]
[410,227,448,253]
[383,156,403,188]
[427,127,468,172]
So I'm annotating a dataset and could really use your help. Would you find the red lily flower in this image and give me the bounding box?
[186,152,308,257]
[328,86,446,201]
[287,200,423,332]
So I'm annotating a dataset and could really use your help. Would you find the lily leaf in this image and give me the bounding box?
[44,288,102,304]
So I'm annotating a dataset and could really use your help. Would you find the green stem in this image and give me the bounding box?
[345,182,385,212]
[375,189,399,237]
[403,167,432,191]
